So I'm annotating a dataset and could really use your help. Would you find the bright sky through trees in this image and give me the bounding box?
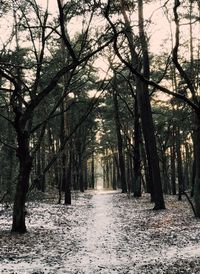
[35,0,173,51]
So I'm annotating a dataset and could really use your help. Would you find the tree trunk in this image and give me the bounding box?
[133,97,141,197]
[112,82,127,193]
[83,159,88,190]
[118,0,164,207]
[12,133,32,233]
[137,0,165,209]
[79,153,84,192]
[140,137,150,193]
[194,114,200,216]
[137,82,165,209]
[112,156,117,190]
[65,150,71,205]
[170,145,176,195]
[176,126,184,201]
[162,152,169,194]
[91,151,95,189]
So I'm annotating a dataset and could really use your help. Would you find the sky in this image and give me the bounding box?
[1,0,198,83]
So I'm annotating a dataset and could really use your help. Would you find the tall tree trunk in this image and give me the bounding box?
[58,101,66,204]
[91,151,95,189]
[112,155,117,190]
[112,80,127,193]
[140,137,150,193]
[133,97,141,197]
[118,0,165,208]
[194,114,200,216]
[176,126,184,201]
[60,0,71,202]
[137,0,165,209]
[65,150,71,205]
[12,132,32,233]
[191,133,196,197]
[137,82,165,208]
[184,142,190,190]
[83,159,88,190]
[162,153,169,194]
[79,153,84,192]
[170,145,176,195]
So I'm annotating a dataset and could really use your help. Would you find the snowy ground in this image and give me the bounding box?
[1,190,200,273]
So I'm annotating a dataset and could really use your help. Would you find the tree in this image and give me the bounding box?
[105,0,165,209]
[112,73,127,193]
[0,0,117,232]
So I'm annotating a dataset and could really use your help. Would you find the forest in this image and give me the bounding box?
[0,0,200,273]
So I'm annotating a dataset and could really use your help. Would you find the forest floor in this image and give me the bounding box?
[0,190,200,273]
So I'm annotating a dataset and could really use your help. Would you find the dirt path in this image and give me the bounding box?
[1,190,200,273]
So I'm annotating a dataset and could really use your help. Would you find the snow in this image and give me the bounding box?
[0,190,200,273]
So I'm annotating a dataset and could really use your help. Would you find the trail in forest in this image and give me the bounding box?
[1,190,200,273]
[73,190,120,272]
